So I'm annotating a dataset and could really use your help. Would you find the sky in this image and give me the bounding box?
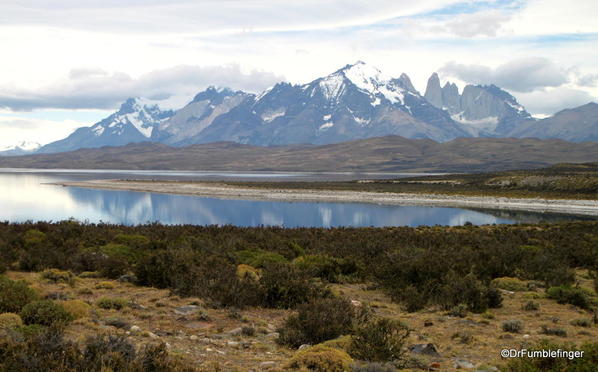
[0,0,597,147]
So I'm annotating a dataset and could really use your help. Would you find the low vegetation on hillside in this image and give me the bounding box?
[0,221,597,370]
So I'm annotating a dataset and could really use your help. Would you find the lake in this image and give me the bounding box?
[0,170,594,227]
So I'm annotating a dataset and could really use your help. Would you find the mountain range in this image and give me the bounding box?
[2,136,598,173]
[0,141,41,156]
[3,61,597,156]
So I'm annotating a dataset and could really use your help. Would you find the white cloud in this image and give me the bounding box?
[0,64,285,111]
[516,87,595,115]
[440,57,570,92]
[440,9,513,38]
[0,116,85,147]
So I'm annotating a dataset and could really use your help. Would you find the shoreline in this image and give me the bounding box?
[51,179,598,216]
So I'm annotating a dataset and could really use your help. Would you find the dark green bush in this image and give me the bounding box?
[502,320,523,333]
[260,262,327,309]
[523,301,540,311]
[235,249,287,268]
[0,276,38,313]
[278,297,355,348]
[20,300,73,327]
[546,286,592,309]
[350,318,410,363]
[540,325,567,337]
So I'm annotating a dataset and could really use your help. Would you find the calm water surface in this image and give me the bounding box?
[0,170,594,227]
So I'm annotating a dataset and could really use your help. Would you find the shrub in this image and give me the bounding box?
[351,362,398,372]
[0,276,38,313]
[261,262,328,309]
[523,301,540,311]
[82,334,136,369]
[96,297,128,310]
[20,300,73,327]
[492,277,528,291]
[100,242,144,265]
[135,342,195,372]
[78,271,100,278]
[399,286,428,312]
[447,304,468,318]
[104,317,131,329]
[60,299,91,319]
[278,297,355,348]
[236,249,287,268]
[284,345,353,372]
[293,254,343,282]
[40,268,75,285]
[540,325,567,337]
[349,318,410,363]
[502,320,523,333]
[546,286,592,309]
[320,335,353,351]
[0,313,23,329]
[570,319,591,327]
[437,273,499,313]
[95,281,116,289]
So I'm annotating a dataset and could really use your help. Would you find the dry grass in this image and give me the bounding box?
[5,270,596,371]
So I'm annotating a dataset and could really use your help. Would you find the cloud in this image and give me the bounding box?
[0,64,285,111]
[0,116,85,147]
[439,57,569,92]
[443,9,512,37]
[516,87,596,115]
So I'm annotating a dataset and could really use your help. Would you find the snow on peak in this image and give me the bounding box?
[342,62,389,93]
[0,141,41,152]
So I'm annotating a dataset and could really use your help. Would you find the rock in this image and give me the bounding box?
[259,361,277,369]
[190,335,198,341]
[350,299,362,307]
[298,344,311,350]
[129,325,141,333]
[522,334,530,339]
[265,332,279,339]
[118,274,137,283]
[453,359,475,369]
[228,327,243,336]
[266,323,275,331]
[409,343,441,358]
[174,305,199,316]
[147,332,159,339]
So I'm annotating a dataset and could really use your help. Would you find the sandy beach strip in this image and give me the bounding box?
[52,179,598,216]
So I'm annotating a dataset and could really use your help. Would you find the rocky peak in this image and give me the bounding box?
[424,73,443,108]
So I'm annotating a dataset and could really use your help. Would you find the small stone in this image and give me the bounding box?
[453,359,475,369]
[522,334,530,339]
[147,332,159,339]
[298,344,311,350]
[228,327,243,336]
[265,332,279,339]
[174,305,199,316]
[259,361,277,369]
[190,335,198,340]
[350,299,362,307]
[409,343,441,357]
[130,325,141,333]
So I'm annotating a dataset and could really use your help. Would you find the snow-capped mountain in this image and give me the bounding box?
[424,72,534,136]
[28,61,596,155]
[37,98,174,154]
[179,61,468,145]
[0,141,41,156]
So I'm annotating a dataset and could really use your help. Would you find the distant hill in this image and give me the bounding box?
[2,136,597,173]
[510,102,598,142]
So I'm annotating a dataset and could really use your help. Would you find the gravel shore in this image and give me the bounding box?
[53,179,598,216]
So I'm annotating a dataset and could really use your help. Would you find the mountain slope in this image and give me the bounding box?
[37,98,174,154]
[3,136,597,173]
[510,102,598,142]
